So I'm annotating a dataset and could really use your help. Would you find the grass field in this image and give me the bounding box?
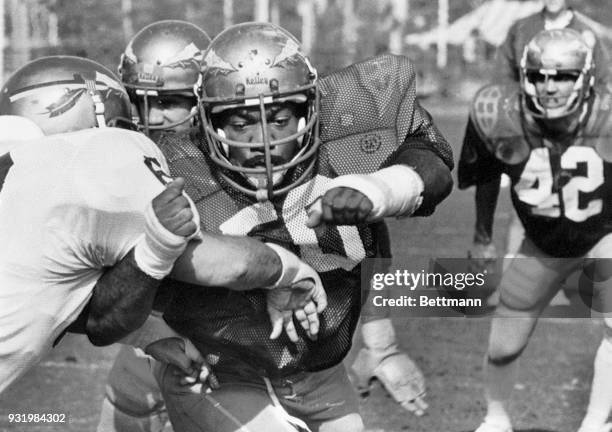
[0,99,606,432]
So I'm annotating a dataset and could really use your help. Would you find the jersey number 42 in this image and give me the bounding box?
[514,146,603,222]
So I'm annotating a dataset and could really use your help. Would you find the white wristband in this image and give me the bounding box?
[134,201,189,280]
[326,165,424,220]
[264,243,303,289]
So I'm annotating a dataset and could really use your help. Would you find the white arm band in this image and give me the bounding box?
[264,242,303,289]
[133,200,190,280]
[326,165,424,220]
[118,313,181,351]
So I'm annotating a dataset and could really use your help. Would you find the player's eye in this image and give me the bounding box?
[527,71,546,83]
[271,116,290,127]
[229,121,248,131]
[556,72,580,82]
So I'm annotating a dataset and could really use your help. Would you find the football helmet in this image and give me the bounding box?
[198,22,320,201]
[520,28,594,119]
[119,20,210,135]
[0,56,133,135]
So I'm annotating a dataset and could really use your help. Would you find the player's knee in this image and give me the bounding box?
[487,344,526,366]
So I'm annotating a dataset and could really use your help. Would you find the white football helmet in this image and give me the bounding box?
[520,28,594,120]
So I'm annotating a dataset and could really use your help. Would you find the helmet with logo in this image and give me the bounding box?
[519,28,594,120]
[198,22,320,201]
[119,20,211,135]
[0,56,134,135]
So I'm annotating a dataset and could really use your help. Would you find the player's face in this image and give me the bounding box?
[218,103,302,170]
[530,71,578,110]
[543,0,567,14]
[137,93,194,134]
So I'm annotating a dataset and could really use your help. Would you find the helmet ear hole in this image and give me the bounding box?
[217,129,230,156]
[297,117,306,147]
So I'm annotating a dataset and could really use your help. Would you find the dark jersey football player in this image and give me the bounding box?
[151,22,453,432]
[459,28,612,432]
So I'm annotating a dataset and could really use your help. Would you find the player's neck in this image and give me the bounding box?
[544,9,573,29]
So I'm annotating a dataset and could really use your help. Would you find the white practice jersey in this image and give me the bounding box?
[0,127,169,394]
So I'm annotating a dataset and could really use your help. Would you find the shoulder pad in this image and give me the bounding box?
[470,83,522,141]
[318,55,420,174]
[584,89,612,161]
[319,54,414,144]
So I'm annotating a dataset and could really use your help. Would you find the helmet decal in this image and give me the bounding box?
[0,56,134,134]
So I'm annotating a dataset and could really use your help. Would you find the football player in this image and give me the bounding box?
[97,20,212,432]
[480,0,612,307]
[150,22,453,432]
[459,29,612,432]
[118,20,211,139]
[0,55,324,395]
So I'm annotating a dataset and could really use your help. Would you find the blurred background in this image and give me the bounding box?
[1,0,611,102]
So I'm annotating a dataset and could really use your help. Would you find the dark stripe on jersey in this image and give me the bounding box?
[0,153,14,192]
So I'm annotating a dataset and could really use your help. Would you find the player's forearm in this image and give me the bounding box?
[391,146,453,216]
[85,249,160,346]
[474,177,501,244]
[170,234,282,290]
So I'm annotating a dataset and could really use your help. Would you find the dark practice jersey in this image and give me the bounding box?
[459,83,612,258]
[160,54,452,378]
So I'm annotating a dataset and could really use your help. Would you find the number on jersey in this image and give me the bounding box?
[514,146,603,222]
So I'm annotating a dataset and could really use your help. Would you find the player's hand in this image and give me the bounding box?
[152,178,198,238]
[145,337,219,393]
[267,278,328,342]
[468,241,497,274]
[305,187,373,228]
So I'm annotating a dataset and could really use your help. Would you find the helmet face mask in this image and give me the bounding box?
[0,56,134,135]
[119,20,210,136]
[199,22,320,201]
[520,28,594,121]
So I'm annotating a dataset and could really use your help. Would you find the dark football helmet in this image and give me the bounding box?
[119,20,210,135]
[520,28,594,120]
[198,22,320,201]
[0,56,134,135]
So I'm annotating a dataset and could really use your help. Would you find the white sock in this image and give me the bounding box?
[483,354,517,427]
[580,338,612,429]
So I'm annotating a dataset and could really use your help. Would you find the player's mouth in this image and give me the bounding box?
[538,96,568,109]
[242,155,287,168]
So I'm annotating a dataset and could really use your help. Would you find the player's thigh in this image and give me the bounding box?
[156,364,296,432]
[318,413,364,432]
[498,237,580,310]
[97,397,170,432]
[282,363,362,432]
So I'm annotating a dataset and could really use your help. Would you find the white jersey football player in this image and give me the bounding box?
[0,56,326,395]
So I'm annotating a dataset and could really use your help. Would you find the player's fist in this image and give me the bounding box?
[306,187,373,228]
[152,178,198,238]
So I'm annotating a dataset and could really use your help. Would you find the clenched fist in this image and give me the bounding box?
[306,187,373,228]
[152,178,198,238]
